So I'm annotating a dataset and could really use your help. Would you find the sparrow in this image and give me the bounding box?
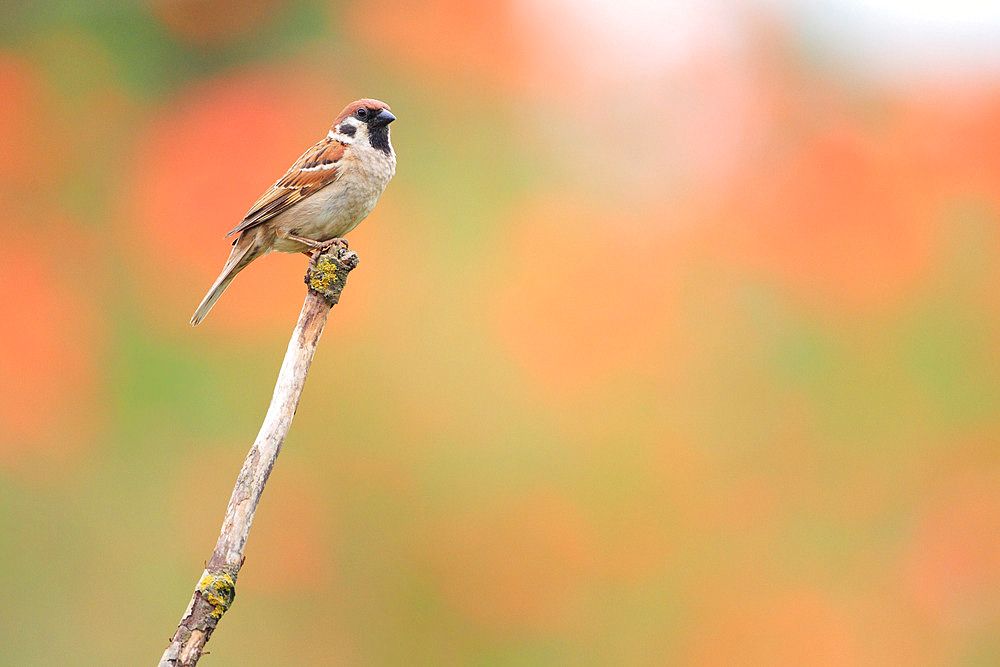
[190,98,397,325]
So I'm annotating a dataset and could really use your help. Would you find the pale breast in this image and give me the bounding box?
[270,143,396,253]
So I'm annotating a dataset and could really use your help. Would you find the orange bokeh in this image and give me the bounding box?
[596,500,675,587]
[651,437,779,532]
[895,92,1000,199]
[241,463,333,593]
[429,490,594,632]
[0,216,104,473]
[349,0,527,89]
[686,589,859,666]
[903,467,1000,629]
[722,122,937,311]
[492,197,680,395]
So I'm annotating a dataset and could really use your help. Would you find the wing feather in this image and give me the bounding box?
[226,139,347,238]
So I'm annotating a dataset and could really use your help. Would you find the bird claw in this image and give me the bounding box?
[311,238,347,263]
[309,238,348,263]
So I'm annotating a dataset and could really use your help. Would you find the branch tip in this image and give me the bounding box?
[305,247,359,304]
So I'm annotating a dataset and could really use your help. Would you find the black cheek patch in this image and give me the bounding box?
[338,123,356,137]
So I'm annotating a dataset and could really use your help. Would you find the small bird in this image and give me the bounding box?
[190,98,397,325]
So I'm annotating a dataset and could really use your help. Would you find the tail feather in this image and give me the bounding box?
[190,237,260,326]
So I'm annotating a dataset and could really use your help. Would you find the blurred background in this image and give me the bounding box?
[2,0,1000,664]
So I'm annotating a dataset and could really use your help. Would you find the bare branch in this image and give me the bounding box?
[159,246,359,667]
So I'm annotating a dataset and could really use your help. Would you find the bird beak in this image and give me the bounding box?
[372,109,396,126]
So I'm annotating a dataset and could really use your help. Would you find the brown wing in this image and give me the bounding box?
[225,139,347,238]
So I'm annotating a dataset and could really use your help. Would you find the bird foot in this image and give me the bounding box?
[309,238,348,264]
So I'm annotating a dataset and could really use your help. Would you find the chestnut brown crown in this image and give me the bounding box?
[335,98,393,125]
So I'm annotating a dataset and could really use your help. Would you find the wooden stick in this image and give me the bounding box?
[159,246,359,667]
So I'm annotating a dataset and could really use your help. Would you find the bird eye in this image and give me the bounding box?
[356,108,368,119]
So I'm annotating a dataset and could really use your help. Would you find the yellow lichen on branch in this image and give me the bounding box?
[197,572,236,621]
[305,250,358,303]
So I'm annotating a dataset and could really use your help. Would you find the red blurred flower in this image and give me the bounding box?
[722,123,936,311]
